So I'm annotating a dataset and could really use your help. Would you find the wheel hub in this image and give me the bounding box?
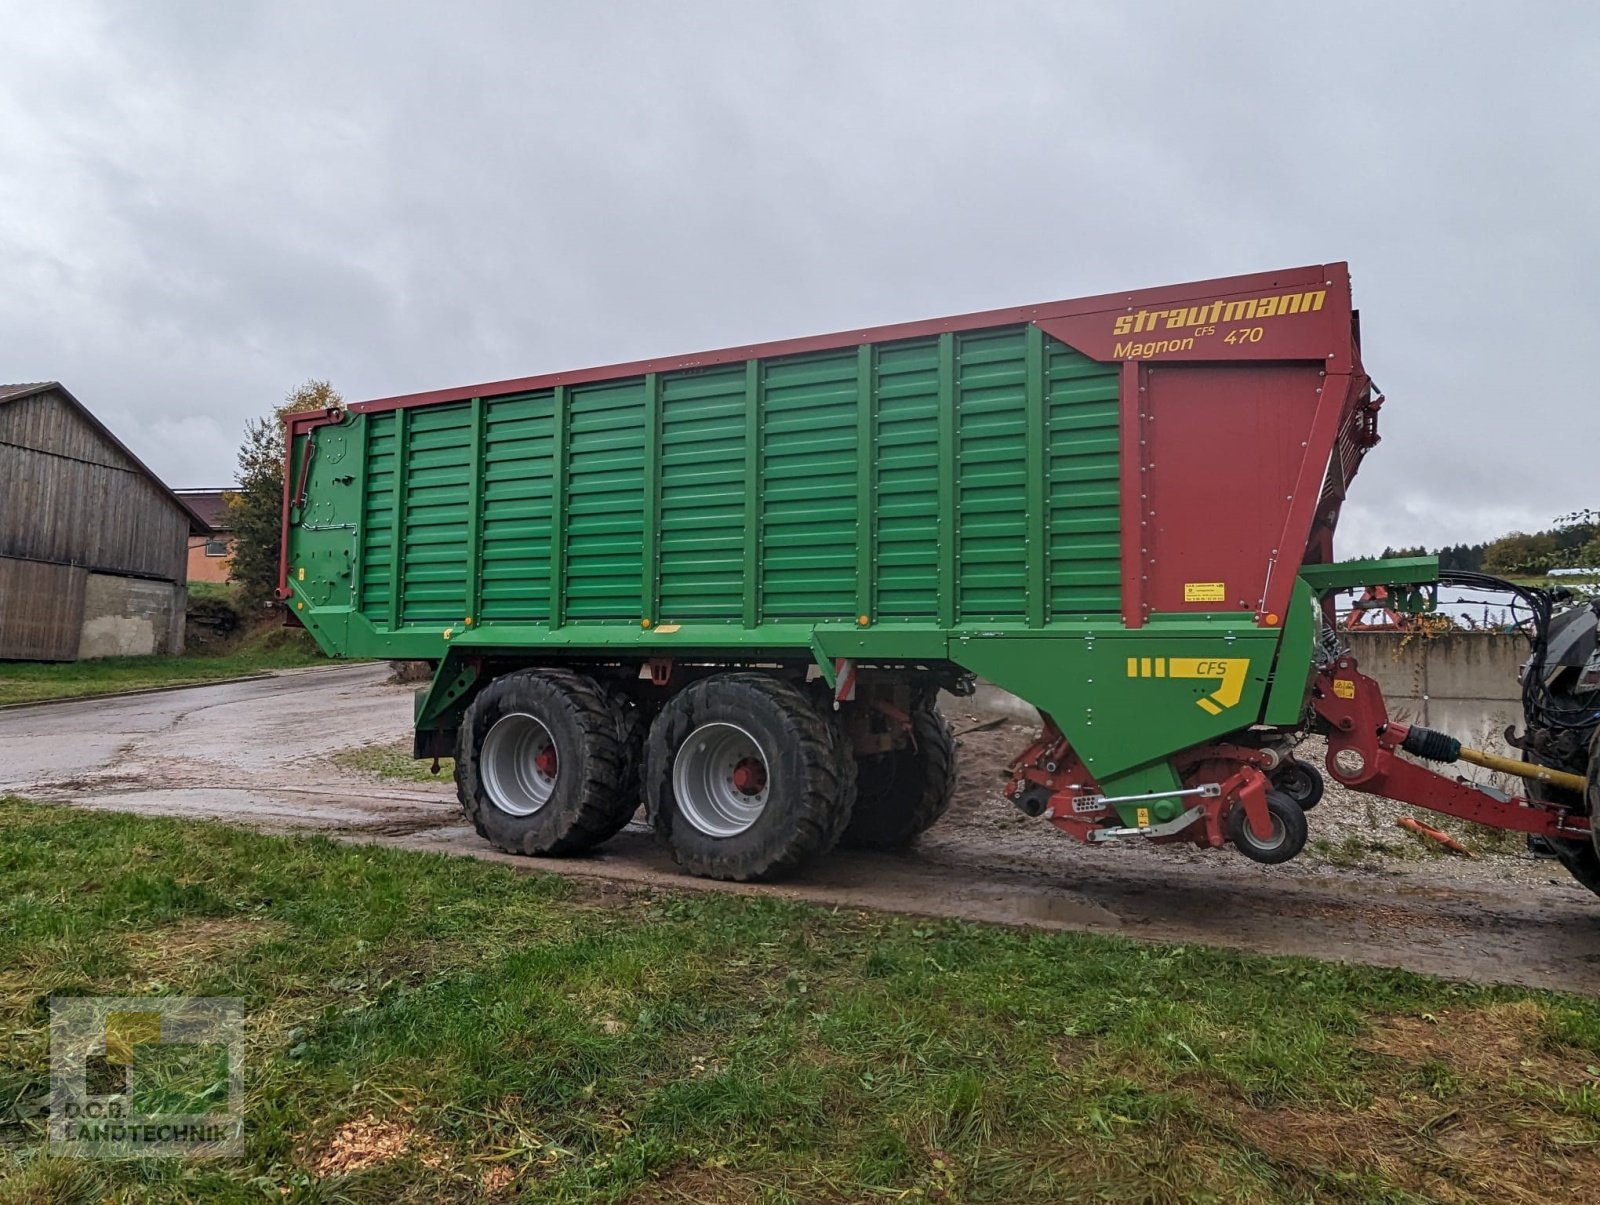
[731,758,766,795]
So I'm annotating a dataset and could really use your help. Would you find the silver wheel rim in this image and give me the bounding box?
[1246,813,1287,851]
[672,722,770,838]
[480,712,558,817]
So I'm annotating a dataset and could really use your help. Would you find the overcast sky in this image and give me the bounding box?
[2,2,1595,555]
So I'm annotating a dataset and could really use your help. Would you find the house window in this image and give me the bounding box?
[204,539,229,557]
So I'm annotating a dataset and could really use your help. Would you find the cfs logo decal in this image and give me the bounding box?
[1126,657,1250,716]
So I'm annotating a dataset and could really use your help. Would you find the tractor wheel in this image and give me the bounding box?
[646,673,855,881]
[1272,757,1325,812]
[455,669,632,856]
[1227,790,1308,865]
[1525,741,1600,900]
[1551,840,1600,898]
[841,701,958,849]
[1590,723,1600,863]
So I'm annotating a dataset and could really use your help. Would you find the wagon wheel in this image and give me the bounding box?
[841,700,959,849]
[646,673,855,881]
[454,669,631,856]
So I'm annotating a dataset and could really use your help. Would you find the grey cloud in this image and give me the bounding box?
[1,0,1595,557]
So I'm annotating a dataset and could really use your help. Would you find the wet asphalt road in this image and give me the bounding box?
[4,664,1600,993]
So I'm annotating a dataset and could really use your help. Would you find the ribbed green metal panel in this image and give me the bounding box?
[872,337,940,618]
[1044,335,1122,615]
[342,326,1121,634]
[955,327,1030,620]
[564,378,647,620]
[478,391,556,621]
[358,412,397,619]
[400,401,472,623]
[758,349,858,620]
[659,365,746,621]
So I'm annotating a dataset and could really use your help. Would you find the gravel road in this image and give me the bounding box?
[4,663,1599,993]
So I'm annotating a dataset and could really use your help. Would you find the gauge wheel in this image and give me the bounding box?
[1227,789,1308,865]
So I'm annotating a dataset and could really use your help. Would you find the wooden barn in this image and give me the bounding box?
[0,382,210,661]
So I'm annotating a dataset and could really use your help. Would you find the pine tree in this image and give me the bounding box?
[225,380,342,605]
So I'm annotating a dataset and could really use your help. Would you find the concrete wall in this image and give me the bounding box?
[77,573,186,659]
[1344,631,1524,754]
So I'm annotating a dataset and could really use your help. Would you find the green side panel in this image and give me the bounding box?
[759,349,859,620]
[872,337,941,619]
[659,365,747,621]
[358,411,397,620]
[1263,576,1320,725]
[951,619,1281,795]
[1043,336,1122,616]
[478,390,556,622]
[400,401,472,624]
[954,328,1030,620]
[565,378,648,620]
[299,326,1129,651]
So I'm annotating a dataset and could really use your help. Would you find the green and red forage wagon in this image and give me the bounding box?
[280,263,1600,890]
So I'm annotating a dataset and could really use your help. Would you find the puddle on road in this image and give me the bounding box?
[1014,893,1123,927]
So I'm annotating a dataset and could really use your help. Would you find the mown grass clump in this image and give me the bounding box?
[2,795,1598,1202]
[332,739,453,783]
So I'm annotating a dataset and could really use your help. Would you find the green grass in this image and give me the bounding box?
[0,628,329,707]
[3,799,1600,1201]
[333,739,454,783]
[184,580,243,605]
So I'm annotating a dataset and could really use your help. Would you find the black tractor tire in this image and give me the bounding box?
[647,673,855,881]
[1525,739,1600,899]
[1272,757,1325,812]
[1551,840,1600,898]
[455,669,632,856]
[1227,790,1308,865]
[1590,723,1600,863]
[841,702,959,849]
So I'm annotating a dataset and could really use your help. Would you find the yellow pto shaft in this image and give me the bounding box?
[1456,745,1588,795]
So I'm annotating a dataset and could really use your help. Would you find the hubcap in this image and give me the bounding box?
[672,722,771,838]
[1247,813,1287,850]
[480,712,558,816]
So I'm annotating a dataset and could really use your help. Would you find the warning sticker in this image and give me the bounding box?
[1183,581,1226,603]
[1332,679,1356,699]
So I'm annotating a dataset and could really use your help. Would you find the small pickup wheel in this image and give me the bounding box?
[842,701,959,849]
[1227,790,1308,865]
[455,669,630,856]
[1273,758,1325,812]
[647,673,854,881]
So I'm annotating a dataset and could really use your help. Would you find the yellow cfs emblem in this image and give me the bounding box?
[1126,657,1250,716]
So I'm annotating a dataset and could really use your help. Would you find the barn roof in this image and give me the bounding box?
[173,488,233,530]
[0,381,212,533]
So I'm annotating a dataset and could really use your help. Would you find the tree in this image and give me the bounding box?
[225,380,342,605]
[1481,530,1560,576]
[1552,509,1600,570]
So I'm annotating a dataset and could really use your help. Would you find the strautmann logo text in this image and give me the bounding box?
[1111,288,1327,337]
